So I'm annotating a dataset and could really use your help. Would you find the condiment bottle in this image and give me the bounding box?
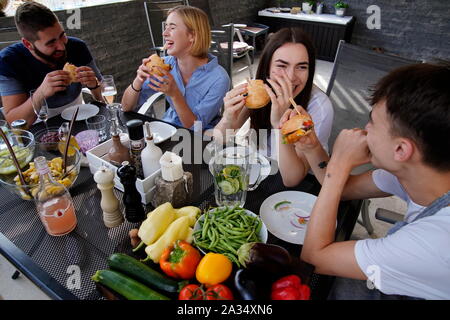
[108,121,130,167]
[34,156,77,236]
[58,122,80,156]
[116,161,145,223]
[141,121,162,178]
[126,119,145,179]
[94,165,123,228]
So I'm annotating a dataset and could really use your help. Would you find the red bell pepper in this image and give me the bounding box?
[159,240,201,280]
[271,274,311,300]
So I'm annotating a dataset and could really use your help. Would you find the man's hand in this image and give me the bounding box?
[37,70,70,98]
[76,66,98,88]
[331,129,371,169]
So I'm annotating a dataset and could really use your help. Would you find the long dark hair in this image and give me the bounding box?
[250,28,316,130]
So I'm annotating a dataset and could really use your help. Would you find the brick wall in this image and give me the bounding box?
[1,0,446,100]
[274,0,450,61]
[0,0,269,100]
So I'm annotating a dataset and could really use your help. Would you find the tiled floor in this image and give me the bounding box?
[0,54,405,300]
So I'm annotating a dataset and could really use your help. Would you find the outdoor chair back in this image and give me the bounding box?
[143,0,190,54]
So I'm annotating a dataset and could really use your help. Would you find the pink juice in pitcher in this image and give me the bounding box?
[38,197,77,236]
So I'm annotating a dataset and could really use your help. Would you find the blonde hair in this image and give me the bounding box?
[168,5,211,58]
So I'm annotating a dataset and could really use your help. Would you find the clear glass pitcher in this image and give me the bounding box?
[210,133,264,207]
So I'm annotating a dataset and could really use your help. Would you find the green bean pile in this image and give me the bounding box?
[193,206,262,267]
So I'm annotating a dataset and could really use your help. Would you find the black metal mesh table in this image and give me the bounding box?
[0,108,362,300]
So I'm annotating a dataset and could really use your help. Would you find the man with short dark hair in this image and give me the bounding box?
[280,63,450,299]
[0,2,103,125]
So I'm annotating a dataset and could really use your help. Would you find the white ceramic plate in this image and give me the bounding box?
[259,191,320,245]
[193,207,268,255]
[148,121,177,144]
[61,104,99,121]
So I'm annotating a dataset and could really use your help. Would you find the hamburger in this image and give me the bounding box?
[245,79,270,109]
[280,114,314,144]
[63,63,78,83]
[145,54,171,77]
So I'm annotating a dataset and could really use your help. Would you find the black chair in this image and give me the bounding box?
[143,0,190,54]
[239,22,269,63]
[326,40,420,234]
[210,24,233,85]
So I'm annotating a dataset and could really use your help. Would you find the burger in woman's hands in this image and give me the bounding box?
[245,79,270,109]
[145,54,171,76]
[280,114,314,144]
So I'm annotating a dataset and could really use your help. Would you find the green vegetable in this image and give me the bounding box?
[91,270,170,300]
[194,206,263,267]
[274,200,292,211]
[107,253,182,293]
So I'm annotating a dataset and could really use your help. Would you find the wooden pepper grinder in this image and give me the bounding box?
[94,165,124,228]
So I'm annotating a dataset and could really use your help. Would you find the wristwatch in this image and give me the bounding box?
[86,78,100,90]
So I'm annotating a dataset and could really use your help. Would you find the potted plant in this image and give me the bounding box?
[302,1,315,13]
[334,1,349,17]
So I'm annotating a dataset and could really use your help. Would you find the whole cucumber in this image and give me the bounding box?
[92,270,170,300]
[107,253,180,293]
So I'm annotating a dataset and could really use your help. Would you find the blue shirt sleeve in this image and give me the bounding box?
[0,74,25,96]
[189,76,230,130]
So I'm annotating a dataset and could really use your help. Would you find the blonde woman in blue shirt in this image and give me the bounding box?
[122,5,230,130]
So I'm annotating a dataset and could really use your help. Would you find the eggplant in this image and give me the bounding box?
[237,242,292,276]
[234,269,269,300]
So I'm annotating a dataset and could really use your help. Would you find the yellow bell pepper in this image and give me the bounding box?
[138,202,176,246]
[174,206,200,227]
[144,216,191,263]
[195,253,232,285]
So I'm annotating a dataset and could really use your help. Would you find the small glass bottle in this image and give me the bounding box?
[117,161,145,223]
[108,121,130,167]
[34,156,77,236]
[141,122,162,178]
[58,122,80,156]
[126,119,145,179]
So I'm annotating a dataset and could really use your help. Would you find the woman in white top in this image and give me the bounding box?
[214,27,334,187]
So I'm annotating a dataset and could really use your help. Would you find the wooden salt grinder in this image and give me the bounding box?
[94,166,123,228]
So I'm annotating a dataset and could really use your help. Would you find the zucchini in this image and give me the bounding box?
[107,253,180,293]
[92,270,170,300]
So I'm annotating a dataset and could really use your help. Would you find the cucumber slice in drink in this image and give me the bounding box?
[218,180,236,195]
[230,178,240,192]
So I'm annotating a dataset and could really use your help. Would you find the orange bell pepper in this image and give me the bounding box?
[159,240,201,280]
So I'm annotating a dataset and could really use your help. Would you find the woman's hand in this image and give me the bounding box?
[265,70,294,128]
[148,67,179,98]
[134,56,152,88]
[279,107,320,152]
[221,83,248,124]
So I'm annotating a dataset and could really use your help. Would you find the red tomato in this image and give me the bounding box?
[205,284,234,300]
[179,284,204,300]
